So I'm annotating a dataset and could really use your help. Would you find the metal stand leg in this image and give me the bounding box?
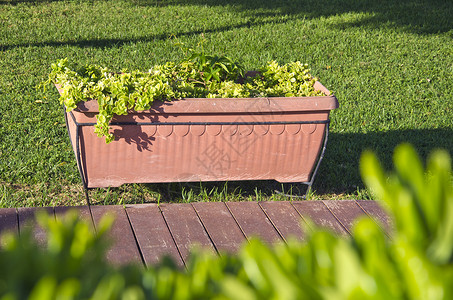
[64,109,91,205]
[275,122,330,199]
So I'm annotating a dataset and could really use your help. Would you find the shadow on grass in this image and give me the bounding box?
[135,0,452,35]
[0,16,293,51]
[314,128,453,194]
[2,0,450,51]
[0,0,63,4]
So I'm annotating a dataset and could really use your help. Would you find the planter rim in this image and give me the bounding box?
[56,81,338,115]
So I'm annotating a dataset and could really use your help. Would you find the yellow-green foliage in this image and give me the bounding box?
[44,52,322,143]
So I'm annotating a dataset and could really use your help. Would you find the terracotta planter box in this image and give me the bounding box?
[59,82,338,190]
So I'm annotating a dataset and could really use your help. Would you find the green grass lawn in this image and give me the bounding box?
[0,0,452,207]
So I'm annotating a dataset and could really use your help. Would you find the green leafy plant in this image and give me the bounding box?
[1,144,453,299]
[41,50,322,143]
[177,42,244,85]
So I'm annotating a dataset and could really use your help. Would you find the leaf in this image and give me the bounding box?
[218,62,230,74]
[212,70,221,82]
[393,144,428,226]
[393,240,444,300]
[28,277,57,300]
[360,150,389,208]
[220,276,258,300]
[426,149,453,263]
[335,239,377,299]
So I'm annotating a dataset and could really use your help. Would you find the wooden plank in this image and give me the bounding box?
[90,205,142,266]
[126,204,184,268]
[0,208,18,235]
[259,201,305,241]
[160,203,215,262]
[355,200,393,235]
[226,202,282,245]
[54,206,95,232]
[322,200,367,234]
[291,201,348,236]
[17,207,54,247]
[192,202,246,254]
[0,208,18,248]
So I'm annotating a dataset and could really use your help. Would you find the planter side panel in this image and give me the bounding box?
[76,116,328,188]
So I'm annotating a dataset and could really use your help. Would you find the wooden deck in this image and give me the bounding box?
[0,200,391,268]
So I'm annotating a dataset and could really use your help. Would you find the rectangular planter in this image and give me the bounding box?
[60,81,338,190]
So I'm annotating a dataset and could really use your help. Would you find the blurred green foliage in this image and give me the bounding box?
[1,144,452,299]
